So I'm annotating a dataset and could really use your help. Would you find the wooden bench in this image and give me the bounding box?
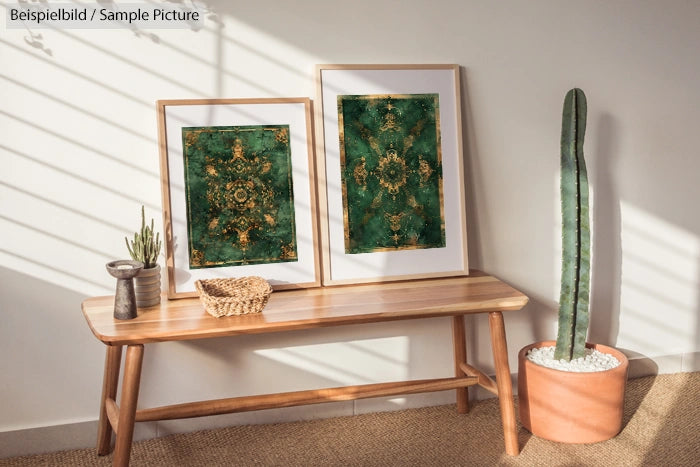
[82,270,528,466]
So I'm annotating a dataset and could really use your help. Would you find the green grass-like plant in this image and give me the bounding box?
[554,88,591,361]
[125,206,162,269]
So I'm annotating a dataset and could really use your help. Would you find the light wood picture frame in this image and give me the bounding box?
[314,64,469,285]
[157,98,321,298]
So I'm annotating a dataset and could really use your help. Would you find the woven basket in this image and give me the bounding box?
[195,277,272,317]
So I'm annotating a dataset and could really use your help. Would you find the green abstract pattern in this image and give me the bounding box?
[338,94,446,254]
[182,125,297,268]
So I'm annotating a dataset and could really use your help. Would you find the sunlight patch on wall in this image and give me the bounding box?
[618,202,699,355]
[0,8,323,297]
[0,177,117,296]
[254,337,409,386]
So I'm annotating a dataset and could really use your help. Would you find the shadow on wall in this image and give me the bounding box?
[0,266,104,432]
[588,111,700,366]
[459,68,483,269]
[11,1,224,55]
[589,113,622,346]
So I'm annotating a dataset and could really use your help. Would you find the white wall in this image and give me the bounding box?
[2,0,699,456]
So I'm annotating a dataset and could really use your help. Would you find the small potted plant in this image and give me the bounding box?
[517,88,629,443]
[125,206,163,308]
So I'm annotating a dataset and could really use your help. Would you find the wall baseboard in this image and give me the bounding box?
[0,419,157,459]
[2,354,698,459]
[626,351,700,378]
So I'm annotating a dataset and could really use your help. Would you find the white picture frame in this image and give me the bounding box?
[157,98,321,298]
[314,64,469,285]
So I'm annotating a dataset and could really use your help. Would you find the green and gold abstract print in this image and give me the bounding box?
[338,94,446,254]
[182,125,297,268]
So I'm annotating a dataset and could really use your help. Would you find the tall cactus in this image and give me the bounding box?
[554,88,591,361]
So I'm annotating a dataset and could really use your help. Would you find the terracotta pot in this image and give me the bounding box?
[134,264,161,308]
[518,340,629,443]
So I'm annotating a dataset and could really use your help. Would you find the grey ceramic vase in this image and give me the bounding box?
[134,264,161,308]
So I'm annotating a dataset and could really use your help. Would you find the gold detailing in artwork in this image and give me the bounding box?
[280,242,296,260]
[385,212,405,232]
[377,148,408,197]
[232,138,245,160]
[183,125,297,268]
[418,155,434,186]
[381,112,399,132]
[337,93,445,254]
[275,127,289,144]
[185,129,205,148]
[191,249,204,266]
[353,156,368,187]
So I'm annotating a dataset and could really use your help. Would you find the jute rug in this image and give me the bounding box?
[2,372,698,466]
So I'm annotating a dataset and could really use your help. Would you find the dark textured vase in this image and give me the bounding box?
[105,260,144,320]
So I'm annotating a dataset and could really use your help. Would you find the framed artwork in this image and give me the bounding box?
[315,64,469,285]
[157,98,320,298]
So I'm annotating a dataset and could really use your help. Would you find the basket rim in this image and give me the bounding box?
[195,277,272,300]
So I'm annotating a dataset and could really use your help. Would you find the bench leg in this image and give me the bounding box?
[452,315,470,413]
[489,311,519,456]
[113,344,144,467]
[97,345,122,455]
